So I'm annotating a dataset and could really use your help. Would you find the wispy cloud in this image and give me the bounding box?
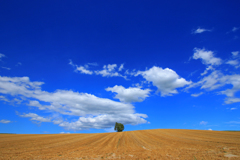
[0,119,12,124]
[200,121,208,125]
[226,60,239,68]
[191,92,204,97]
[0,53,5,59]
[232,27,239,32]
[18,112,51,123]
[69,60,93,75]
[192,28,211,34]
[69,60,127,79]
[15,62,22,66]
[186,48,240,104]
[226,121,240,124]
[231,51,239,57]
[118,63,124,71]
[95,64,126,79]
[1,67,11,70]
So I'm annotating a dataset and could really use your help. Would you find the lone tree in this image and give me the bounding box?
[114,122,124,132]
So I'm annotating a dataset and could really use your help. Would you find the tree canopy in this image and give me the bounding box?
[114,122,124,132]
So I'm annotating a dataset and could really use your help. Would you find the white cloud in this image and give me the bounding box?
[1,67,11,70]
[0,95,10,102]
[95,64,127,79]
[119,64,124,71]
[192,28,211,34]
[19,113,51,122]
[186,69,240,104]
[87,62,98,66]
[201,66,214,76]
[137,66,191,96]
[60,132,70,134]
[0,53,5,59]
[193,48,222,66]
[0,76,149,130]
[69,60,93,75]
[225,98,240,104]
[226,52,240,68]
[76,66,93,74]
[208,128,212,131]
[16,62,22,66]
[200,121,208,125]
[230,108,237,110]
[191,92,204,97]
[226,121,240,124]
[70,60,127,79]
[232,51,239,57]
[106,85,151,103]
[0,76,43,97]
[220,74,240,98]
[226,60,239,67]
[232,27,239,32]
[58,113,148,131]
[0,119,12,123]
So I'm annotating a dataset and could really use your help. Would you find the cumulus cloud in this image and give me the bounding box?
[193,48,222,66]
[137,66,191,96]
[192,28,211,34]
[57,113,148,130]
[0,119,12,123]
[106,85,151,103]
[0,76,148,130]
[200,121,208,125]
[191,92,204,97]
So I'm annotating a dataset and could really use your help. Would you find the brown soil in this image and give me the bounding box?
[0,129,240,160]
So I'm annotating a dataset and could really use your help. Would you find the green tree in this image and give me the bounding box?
[114,122,124,132]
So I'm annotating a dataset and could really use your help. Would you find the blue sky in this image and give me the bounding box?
[0,0,240,134]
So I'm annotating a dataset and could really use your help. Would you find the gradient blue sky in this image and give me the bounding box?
[0,0,240,134]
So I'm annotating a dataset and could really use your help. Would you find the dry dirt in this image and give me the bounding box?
[0,129,240,160]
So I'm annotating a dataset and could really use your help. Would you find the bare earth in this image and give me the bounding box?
[0,129,240,160]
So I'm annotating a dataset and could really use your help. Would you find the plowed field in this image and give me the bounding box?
[0,129,240,160]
